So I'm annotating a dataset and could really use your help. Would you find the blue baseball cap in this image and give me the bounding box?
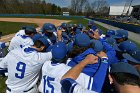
[110,62,140,77]
[106,30,115,37]
[37,37,50,48]
[52,42,67,60]
[88,20,94,26]
[21,26,26,30]
[106,37,121,51]
[67,24,73,28]
[91,39,104,52]
[113,29,128,39]
[74,33,91,47]
[32,33,43,42]
[42,23,56,33]
[91,26,98,31]
[123,50,140,64]
[118,40,138,53]
[60,23,67,28]
[0,42,6,49]
[23,26,37,33]
[77,24,83,29]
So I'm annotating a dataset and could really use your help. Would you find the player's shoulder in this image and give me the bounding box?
[42,61,71,77]
[37,52,52,61]
[8,48,23,58]
[15,30,25,36]
[23,37,34,45]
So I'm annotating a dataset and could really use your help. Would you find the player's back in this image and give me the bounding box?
[4,46,52,92]
[8,32,34,51]
[41,61,70,93]
[41,61,91,93]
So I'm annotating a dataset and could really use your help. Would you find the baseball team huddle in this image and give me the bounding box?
[0,20,140,93]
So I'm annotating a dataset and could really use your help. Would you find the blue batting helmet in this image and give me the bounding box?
[42,23,56,33]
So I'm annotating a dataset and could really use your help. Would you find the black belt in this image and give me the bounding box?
[7,86,34,92]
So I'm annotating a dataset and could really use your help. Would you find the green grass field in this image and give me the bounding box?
[0,76,7,93]
[0,16,139,93]
[0,21,38,36]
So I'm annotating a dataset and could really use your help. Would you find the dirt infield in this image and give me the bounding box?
[0,18,70,42]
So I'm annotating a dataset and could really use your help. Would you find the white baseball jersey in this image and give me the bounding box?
[15,30,25,36]
[61,78,97,93]
[72,83,97,93]
[40,61,95,93]
[8,30,34,51]
[1,46,52,93]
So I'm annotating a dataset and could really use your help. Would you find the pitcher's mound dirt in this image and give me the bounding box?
[0,18,70,42]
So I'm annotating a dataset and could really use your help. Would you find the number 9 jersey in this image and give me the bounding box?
[0,46,52,93]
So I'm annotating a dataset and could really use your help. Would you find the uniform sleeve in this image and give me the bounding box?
[99,39,118,65]
[8,37,18,51]
[45,52,52,61]
[25,38,34,46]
[91,61,108,92]
[61,78,97,93]
[39,52,52,63]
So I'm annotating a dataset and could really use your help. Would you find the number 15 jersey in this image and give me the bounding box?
[41,61,96,93]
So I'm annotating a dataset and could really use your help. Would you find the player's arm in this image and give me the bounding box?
[61,54,98,93]
[61,78,97,93]
[99,38,118,65]
[26,38,34,46]
[57,28,63,41]
[90,51,109,92]
[61,54,98,80]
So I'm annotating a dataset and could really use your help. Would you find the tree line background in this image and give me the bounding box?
[0,0,110,16]
[70,0,110,16]
[0,0,62,14]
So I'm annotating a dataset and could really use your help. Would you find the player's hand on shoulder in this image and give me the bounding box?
[83,54,98,65]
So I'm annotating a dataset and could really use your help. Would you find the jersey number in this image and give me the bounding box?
[15,62,26,79]
[43,76,55,93]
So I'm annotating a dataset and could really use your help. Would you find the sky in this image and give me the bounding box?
[45,0,140,7]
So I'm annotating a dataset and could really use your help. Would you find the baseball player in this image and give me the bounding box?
[60,54,98,93]
[8,26,37,51]
[88,20,94,29]
[109,62,140,93]
[41,23,57,45]
[58,23,72,44]
[40,39,108,93]
[0,37,52,93]
[113,29,128,44]
[87,26,118,65]
[105,30,116,38]
[15,26,27,36]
